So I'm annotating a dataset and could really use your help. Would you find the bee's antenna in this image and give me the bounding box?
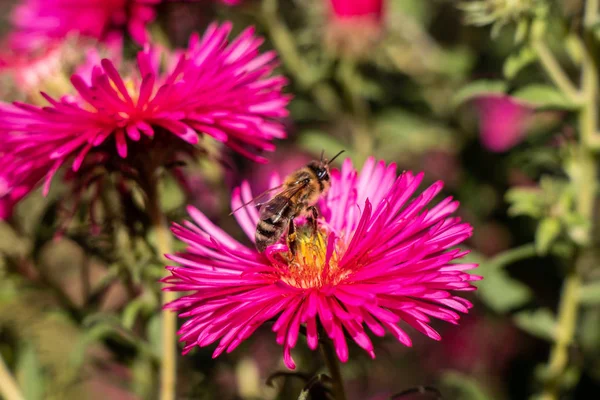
[327,150,345,165]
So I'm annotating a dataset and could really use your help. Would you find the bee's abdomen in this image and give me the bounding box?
[255,217,287,251]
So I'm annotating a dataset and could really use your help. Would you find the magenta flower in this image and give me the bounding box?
[0,158,46,221]
[8,0,243,51]
[8,0,159,50]
[163,157,480,369]
[475,95,533,152]
[0,22,289,203]
[325,0,386,57]
[329,0,384,21]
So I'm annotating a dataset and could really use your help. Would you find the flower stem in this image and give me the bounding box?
[320,339,347,400]
[0,354,25,400]
[147,185,177,400]
[532,40,582,104]
[535,2,600,397]
[539,270,581,400]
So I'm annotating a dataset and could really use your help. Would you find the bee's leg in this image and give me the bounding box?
[307,206,319,234]
[286,219,298,256]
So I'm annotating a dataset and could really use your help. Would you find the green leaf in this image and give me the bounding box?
[580,309,600,352]
[476,267,532,313]
[512,84,578,110]
[122,292,157,330]
[504,46,537,79]
[579,282,600,305]
[159,175,185,212]
[147,314,162,359]
[535,217,561,255]
[514,308,556,341]
[452,80,507,107]
[16,344,45,400]
[374,109,458,160]
[505,187,544,218]
[132,357,154,399]
[441,371,491,400]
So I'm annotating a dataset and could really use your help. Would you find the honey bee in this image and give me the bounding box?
[231,150,345,255]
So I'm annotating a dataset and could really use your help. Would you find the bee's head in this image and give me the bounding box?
[312,150,345,182]
[309,161,331,182]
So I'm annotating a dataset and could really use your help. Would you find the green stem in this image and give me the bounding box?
[532,40,582,104]
[147,186,177,400]
[487,243,537,268]
[0,355,25,400]
[320,339,347,400]
[536,2,600,397]
[539,270,581,400]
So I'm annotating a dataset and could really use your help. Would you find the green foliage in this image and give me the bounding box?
[477,267,533,312]
[506,176,586,255]
[512,84,577,110]
[514,309,556,341]
[452,80,507,107]
[504,45,537,78]
[440,371,492,400]
[374,109,459,159]
[579,282,600,306]
[535,217,561,255]
[16,344,45,400]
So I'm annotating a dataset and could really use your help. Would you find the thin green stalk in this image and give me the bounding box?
[539,271,581,400]
[532,40,582,104]
[0,355,25,400]
[536,2,599,398]
[320,339,347,400]
[487,243,537,268]
[147,187,177,400]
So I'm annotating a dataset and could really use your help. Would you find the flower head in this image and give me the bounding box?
[475,95,533,152]
[8,0,159,50]
[8,0,245,51]
[0,22,289,204]
[324,0,385,58]
[163,157,480,369]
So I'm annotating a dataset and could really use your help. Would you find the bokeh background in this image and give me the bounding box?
[1,0,599,399]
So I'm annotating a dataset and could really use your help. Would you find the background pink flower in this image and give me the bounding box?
[8,0,158,50]
[329,0,384,21]
[325,0,386,57]
[0,22,289,203]
[163,157,479,369]
[475,95,534,152]
[8,0,245,51]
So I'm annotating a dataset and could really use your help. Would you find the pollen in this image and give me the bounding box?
[278,226,350,289]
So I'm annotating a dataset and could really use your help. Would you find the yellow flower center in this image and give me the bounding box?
[277,227,350,289]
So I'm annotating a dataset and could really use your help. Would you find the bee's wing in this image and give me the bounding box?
[229,184,285,215]
[258,182,310,222]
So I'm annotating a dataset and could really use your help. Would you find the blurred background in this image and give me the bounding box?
[1,0,599,399]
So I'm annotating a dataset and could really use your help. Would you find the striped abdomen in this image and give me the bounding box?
[255,195,295,252]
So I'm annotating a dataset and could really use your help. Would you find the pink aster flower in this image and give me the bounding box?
[329,0,384,20]
[163,157,480,369]
[475,95,534,152]
[0,22,289,204]
[0,157,46,221]
[8,0,244,51]
[8,0,158,50]
[325,0,385,57]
